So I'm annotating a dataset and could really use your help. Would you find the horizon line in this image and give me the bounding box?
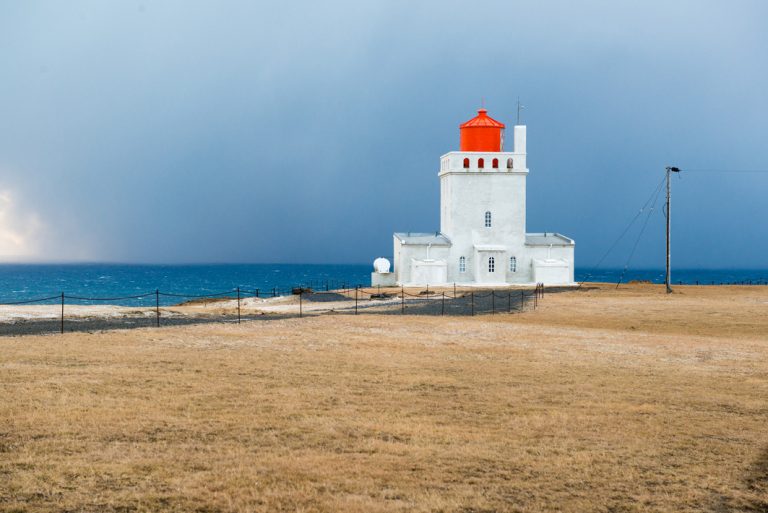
[0,262,767,271]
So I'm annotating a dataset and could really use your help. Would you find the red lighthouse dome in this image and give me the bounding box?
[459,108,505,152]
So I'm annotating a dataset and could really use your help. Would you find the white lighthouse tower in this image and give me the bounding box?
[372,108,575,287]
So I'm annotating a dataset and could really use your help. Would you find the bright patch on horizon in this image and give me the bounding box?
[0,189,43,261]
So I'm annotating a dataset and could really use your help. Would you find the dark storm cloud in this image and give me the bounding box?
[0,0,766,266]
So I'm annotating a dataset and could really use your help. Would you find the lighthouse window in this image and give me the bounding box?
[492,158,499,169]
[507,158,514,169]
[510,256,517,272]
[484,211,492,228]
[459,256,466,273]
[488,257,495,273]
[463,158,470,168]
[478,158,484,169]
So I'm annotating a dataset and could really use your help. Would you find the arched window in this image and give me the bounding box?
[506,158,514,169]
[459,256,466,273]
[478,158,485,169]
[484,211,492,228]
[463,158,470,168]
[488,256,495,273]
[492,158,499,169]
[509,256,517,272]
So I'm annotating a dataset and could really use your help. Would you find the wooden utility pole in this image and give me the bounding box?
[665,166,680,293]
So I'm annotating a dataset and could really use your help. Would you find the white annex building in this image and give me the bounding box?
[372,108,575,287]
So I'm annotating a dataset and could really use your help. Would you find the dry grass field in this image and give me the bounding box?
[1,283,767,512]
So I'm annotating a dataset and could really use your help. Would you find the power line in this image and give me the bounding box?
[579,175,666,285]
[579,165,766,288]
[616,176,665,288]
[682,169,768,174]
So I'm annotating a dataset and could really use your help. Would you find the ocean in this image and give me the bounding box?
[0,264,765,306]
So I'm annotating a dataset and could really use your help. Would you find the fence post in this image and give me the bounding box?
[255,288,260,298]
[155,289,160,327]
[508,291,511,313]
[441,292,445,315]
[60,292,64,334]
[299,290,303,318]
[491,291,495,314]
[520,290,524,311]
[471,291,474,316]
[237,287,241,324]
[401,286,405,314]
[453,282,456,298]
[355,286,358,315]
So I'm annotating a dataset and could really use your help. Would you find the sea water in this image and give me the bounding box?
[0,264,765,305]
[0,264,371,306]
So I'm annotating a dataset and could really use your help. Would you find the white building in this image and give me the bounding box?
[372,108,575,287]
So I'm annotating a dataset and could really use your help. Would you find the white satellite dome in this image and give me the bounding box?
[373,257,391,273]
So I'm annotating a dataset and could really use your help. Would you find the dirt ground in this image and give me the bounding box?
[1,283,767,512]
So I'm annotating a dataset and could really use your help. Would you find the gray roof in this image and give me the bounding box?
[394,232,452,246]
[525,233,575,246]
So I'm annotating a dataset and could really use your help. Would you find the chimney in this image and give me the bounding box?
[514,125,526,154]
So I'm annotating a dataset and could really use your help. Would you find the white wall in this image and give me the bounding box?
[440,150,526,173]
[474,250,507,284]
[411,260,448,285]
[440,168,529,283]
[532,261,570,285]
[526,245,576,283]
[393,238,451,285]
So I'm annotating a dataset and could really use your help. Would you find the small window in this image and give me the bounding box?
[492,158,499,169]
[478,158,484,169]
[463,158,470,168]
[488,256,495,273]
[484,211,492,228]
[510,256,517,272]
[459,256,466,273]
[506,158,513,169]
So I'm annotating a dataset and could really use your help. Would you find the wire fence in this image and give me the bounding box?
[0,283,547,337]
[310,283,546,317]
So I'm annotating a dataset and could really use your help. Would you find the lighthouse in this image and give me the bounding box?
[372,108,575,287]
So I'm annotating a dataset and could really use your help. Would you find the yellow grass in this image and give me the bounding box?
[1,284,767,512]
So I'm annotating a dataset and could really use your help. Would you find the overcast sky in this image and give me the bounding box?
[0,0,766,267]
